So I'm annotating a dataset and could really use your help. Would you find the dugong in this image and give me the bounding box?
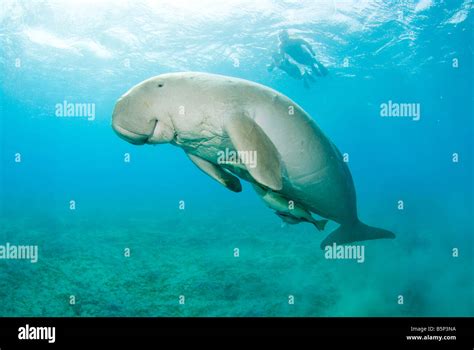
[112,72,395,248]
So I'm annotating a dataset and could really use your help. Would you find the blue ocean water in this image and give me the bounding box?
[0,0,472,316]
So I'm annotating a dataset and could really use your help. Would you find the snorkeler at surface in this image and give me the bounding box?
[277,29,328,77]
[267,52,315,89]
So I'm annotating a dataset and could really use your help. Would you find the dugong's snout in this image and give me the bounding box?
[112,78,177,146]
[112,93,159,146]
[112,122,150,145]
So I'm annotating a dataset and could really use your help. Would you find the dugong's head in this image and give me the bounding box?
[112,76,175,145]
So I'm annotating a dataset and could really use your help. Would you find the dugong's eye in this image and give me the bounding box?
[157,83,164,88]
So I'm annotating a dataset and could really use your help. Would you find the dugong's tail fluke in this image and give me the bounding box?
[320,221,395,249]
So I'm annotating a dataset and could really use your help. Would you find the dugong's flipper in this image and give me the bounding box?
[225,114,282,191]
[186,153,242,192]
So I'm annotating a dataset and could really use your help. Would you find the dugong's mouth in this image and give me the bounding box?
[112,122,156,145]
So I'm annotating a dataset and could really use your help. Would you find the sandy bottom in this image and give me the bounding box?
[0,205,472,317]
